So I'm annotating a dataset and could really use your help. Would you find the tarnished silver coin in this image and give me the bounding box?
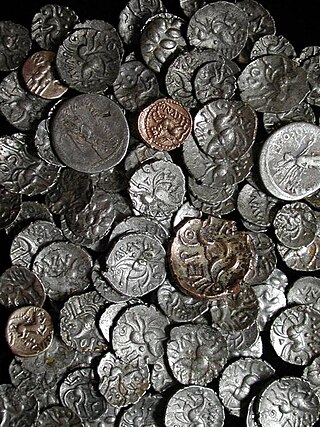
[140,13,186,73]
[219,357,275,417]
[51,94,129,174]
[32,241,92,301]
[113,60,159,112]
[34,406,82,427]
[258,377,320,427]
[250,34,296,60]
[35,119,65,167]
[59,368,107,421]
[99,303,128,342]
[273,202,317,249]
[264,267,289,291]
[0,384,39,427]
[221,321,259,359]
[10,220,64,268]
[118,0,166,45]
[263,102,316,134]
[129,160,185,220]
[112,304,169,365]
[173,202,202,228]
[31,4,78,50]
[60,291,107,354]
[165,386,224,427]
[157,281,209,323]
[119,394,162,427]
[259,123,320,200]
[0,186,21,229]
[210,286,259,331]
[0,21,31,71]
[167,324,228,385]
[0,133,60,196]
[188,176,236,206]
[92,261,131,303]
[270,304,320,365]
[56,28,120,92]
[151,355,175,393]
[247,232,277,285]
[187,2,248,59]
[0,71,51,131]
[98,352,150,408]
[300,49,320,106]
[180,0,205,17]
[92,163,128,194]
[104,232,166,297]
[0,265,45,309]
[253,284,286,331]
[189,181,238,215]
[287,276,320,311]
[238,55,309,113]
[303,356,320,399]
[5,201,53,235]
[246,395,259,427]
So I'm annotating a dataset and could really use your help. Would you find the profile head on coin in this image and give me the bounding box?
[138,98,192,151]
[169,216,255,300]
[5,306,54,357]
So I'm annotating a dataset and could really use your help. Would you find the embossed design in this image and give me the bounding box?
[253,284,286,331]
[250,34,296,60]
[303,356,320,398]
[151,356,175,393]
[0,21,31,71]
[5,306,54,357]
[287,276,320,311]
[138,98,192,151]
[236,0,275,43]
[0,185,20,229]
[247,232,277,284]
[170,216,254,300]
[119,394,162,427]
[6,201,53,235]
[34,406,82,427]
[0,384,38,427]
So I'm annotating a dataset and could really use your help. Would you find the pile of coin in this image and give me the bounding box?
[0,1,320,426]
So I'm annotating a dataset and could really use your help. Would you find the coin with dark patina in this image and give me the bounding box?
[170,216,254,300]
[0,21,31,71]
[22,51,68,100]
[51,94,129,173]
[138,98,192,151]
[5,306,54,357]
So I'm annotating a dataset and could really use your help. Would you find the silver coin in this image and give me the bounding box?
[193,99,257,161]
[0,383,39,426]
[238,55,309,113]
[190,185,238,216]
[105,232,166,297]
[210,285,259,331]
[112,304,169,365]
[0,265,45,309]
[0,133,60,196]
[157,281,209,323]
[238,335,263,359]
[124,142,172,177]
[270,304,320,365]
[129,160,185,220]
[31,4,78,50]
[246,395,260,427]
[113,60,159,112]
[98,352,150,408]
[246,232,277,285]
[151,355,175,393]
[10,220,64,268]
[35,119,65,167]
[92,261,131,303]
[167,324,228,385]
[219,357,275,417]
[273,202,317,249]
[118,0,166,45]
[0,21,31,71]
[140,13,186,73]
[0,186,21,229]
[187,2,248,59]
[303,356,320,399]
[34,406,82,427]
[287,276,320,311]
[221,321,259,359]
[51,94,129,174]
[180,0,205,17]
[5,201,53,235]
[172,202,202,228]
[263,267,288,291]
[250,34,296,60]
[119,394,162,427]
[99,303,128,342]
[60,291,107,354]
[32,241,92,301]
[258,377,320,427]
[59,368,107,421]
[263,102,316,134]
[81,404,119,427]
[92,164,128,194]
[300,50,320,106]
[188,176,236,206]
[165,386,224,427]
[252,284,286,331]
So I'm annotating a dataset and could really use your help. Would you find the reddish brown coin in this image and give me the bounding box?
[5,306,54,357]
[22,50,68,99]
[138,98,192,151]
[169,216,255,301]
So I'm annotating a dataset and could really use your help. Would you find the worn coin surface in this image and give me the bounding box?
[0,21,31,71]
[35,119,65,167]
[51,94,129,173]
[303,356,320,398]
[250,34,296,60]
[6,201,53,235]
[34,406,82,427]
[119,394,162,427]
[287,276,320,311]
[247,232,277,284]
[151,355,175,393]
[0,185,21,229]
[253,284,286,331]
[138,98,192,151]
[5,306,54,357]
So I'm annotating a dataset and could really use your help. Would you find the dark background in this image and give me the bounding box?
[1,0,320,426]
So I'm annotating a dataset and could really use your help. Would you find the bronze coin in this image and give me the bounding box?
[138,98,192,151]
[22,51,68,100]
[5,306,54,357]
[169,216,254,301]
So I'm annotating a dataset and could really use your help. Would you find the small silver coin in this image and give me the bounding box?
[252,284,286,331]
[99,302,128,342]
[119,394,162,427]
[250,34,296,60]
[5,201,53,236]
[34,406,82,427]
[92,261,131,303]
[0,383,39,426]
[221,321,259,360]
[35,119,65,167]
[303,356,320,399]
[264,267,289,291]
[300,50,320,106]
[151,355,175,393]
[247,232,277,285]
[0,21,31,71]
[287,276,320,311]
[0,186,21,230]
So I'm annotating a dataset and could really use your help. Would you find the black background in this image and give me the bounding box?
[1,1,320,426]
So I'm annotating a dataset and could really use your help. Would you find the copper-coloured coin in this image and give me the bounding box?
[5,306,54,357]
[169,216,254,300]
[22,51,68,100]
[138,98,192,151]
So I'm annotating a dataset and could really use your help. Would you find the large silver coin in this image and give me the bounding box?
[51,94,129,174]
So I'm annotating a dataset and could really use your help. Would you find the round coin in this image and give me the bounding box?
[0,21,31,71]
[5,306,54,357]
